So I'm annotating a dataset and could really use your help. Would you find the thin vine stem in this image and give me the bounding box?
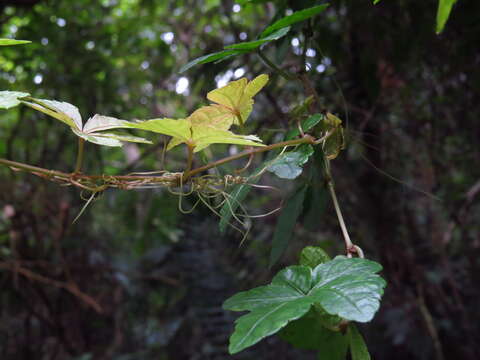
[74,138,85,173]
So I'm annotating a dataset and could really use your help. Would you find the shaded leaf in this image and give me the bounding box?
[348,324,371,360]
[224,258,385,354]
[321,113,345,160]
[260,5,329,38]
[279,309,348,355]
[228,299,312,354]
[267,144,314,179]
[224,27,290,51]
[436,0,457,34]
[0,91,30,109]
[311,256,386,322]
[0,39,31,46]
[269,186,307,267]
[179,49,245,73]
[300,246,331,268]
[285,113,324,140]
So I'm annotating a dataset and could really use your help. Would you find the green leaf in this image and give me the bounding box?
[279,309,348,356]
[21,97,82,128]
[0,91,30,109]
[321,113,345,160]
[285,113,324,140]
[310,256,386,322]
[224,258,386,354]
[348,324,371,360]
[269,186,307,267]
[373,0,382,4]
[267,144,314,179]
[260,4,329,38]
[317,331,350,360]
[299,246,331,268]
[224,27,290,51]
[228,299,312,354]
[436,0,457,34]
[0,39,31,46]
[179,49,245,73]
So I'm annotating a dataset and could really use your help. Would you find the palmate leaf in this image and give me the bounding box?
[224,257,386,354]
[0,94,151,147]
[206,74,269,126]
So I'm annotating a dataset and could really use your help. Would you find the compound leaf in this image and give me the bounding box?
[206,74,269,126]
[260,4,329,38]
[0,91,30,109]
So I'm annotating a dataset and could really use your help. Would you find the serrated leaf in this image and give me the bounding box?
[224,27,290,51]
[436,0,457,34]
[0,39,31,46]
[224,258,385,354]
[260,4,329,38]
[300,246,331,268]
[179,49,245,73]
[269,186,307,267]
[348,324,371,360]
[206,74,269,126]
[285,113,324,140]
[267,144,314,179]
[310,256,386,322]
[228,299,312,354]
[0,91,30,109]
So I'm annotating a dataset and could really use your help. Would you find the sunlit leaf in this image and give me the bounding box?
[206,74,269,126]
[260,5,329,38]
[373,0,382,4]
[0,91,30,109]
[269,185,307,267]
[436,0,457,34]
[0,39,31,46]
[267,144,314,179]
[224,27,290,51]
[21,98,82,128]
[348,324,371,360]
[179,49,246,73]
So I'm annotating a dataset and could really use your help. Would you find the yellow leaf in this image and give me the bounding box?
[206,74,269,126]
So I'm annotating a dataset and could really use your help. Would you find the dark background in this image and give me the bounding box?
[1,0,479,359]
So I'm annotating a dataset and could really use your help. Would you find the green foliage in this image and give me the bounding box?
[223,256,386,354]
[269,185,307,267]
[0,39,31,46]
[267,144,314,179]
[436,0,457,34]
[348,325,371,360]
[0,91,30,109]
[181,4,330,72]
[260,4,329,38]
[299,246,331,268]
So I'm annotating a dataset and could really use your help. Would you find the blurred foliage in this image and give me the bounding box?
[0,0,479,359]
